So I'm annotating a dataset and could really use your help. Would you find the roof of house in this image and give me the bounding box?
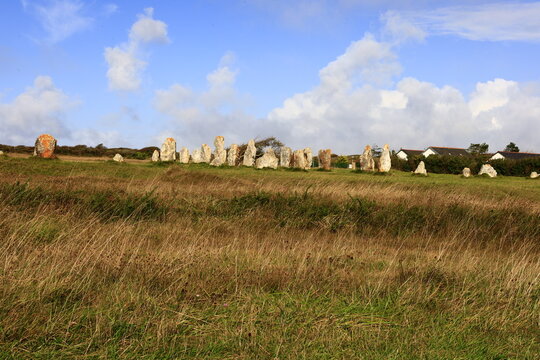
[398,149,424,156]
[427,146,470,156]
[492,151,540,160]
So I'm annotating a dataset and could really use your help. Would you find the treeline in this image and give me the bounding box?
[392,155,540,177]
[0,144,159,160]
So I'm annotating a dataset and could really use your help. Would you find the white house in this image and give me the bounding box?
[489,151,540,161]
[422,147,470,158]
[396,149,423,160]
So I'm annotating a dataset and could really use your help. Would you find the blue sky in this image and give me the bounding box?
[1,0,540,153]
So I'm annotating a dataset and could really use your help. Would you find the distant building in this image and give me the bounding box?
[490,151,540,161]
[396,149,423,160]
[422,146,470,158]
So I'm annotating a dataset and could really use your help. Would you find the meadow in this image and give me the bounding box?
[0,155,539,359]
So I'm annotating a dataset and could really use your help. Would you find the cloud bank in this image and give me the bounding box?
[0,76,76,145]
[104,8,169,92]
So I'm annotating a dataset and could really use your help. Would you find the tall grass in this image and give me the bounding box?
[0,158,538,358]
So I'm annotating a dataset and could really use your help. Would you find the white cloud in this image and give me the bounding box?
[0,76,76,145]
[103,3,118,16]
[129,8,169,44]
[266,33,540,153]
[104,7,169,92]
[22,0,93,44]
[399,2,540,42]
[153,53,259,148]
[381,11,426,44]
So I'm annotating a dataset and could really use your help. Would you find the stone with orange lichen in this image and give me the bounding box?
[33,134,57,158]
[160,138,176,161]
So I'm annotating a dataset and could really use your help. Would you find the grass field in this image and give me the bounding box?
[0,155,539,359]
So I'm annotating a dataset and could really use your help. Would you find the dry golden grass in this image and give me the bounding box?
[0,157,539,358]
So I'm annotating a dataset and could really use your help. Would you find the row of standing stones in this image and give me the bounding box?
[19,134,540,179]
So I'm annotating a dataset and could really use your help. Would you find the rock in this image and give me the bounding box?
[179,147,190,163]
[34,134,57,158]
[530,171,539,179]
[462,167,471,178]
[478,164,497,178]
[360,145,375,171]
[318,149,332,170]
[113,153,124,162]
[210,136,226,166]
[160,138,176,161]
[293,150,306,169]
[280,147,292,167]
[151,150,160,162]
[201,144,212,163]
[0,151,4,156]
[350,162,356,170]
[255,149,279,169]
[303,148,313,169]
[227,144,238,166]
[242,139,256,167]
[379,144,391,172]
[414,161,427,175]
[191,149,203,163]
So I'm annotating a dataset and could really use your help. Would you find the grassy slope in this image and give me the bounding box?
[0,156,539,359]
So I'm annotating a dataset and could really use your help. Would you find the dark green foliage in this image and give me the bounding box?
[467,143,489,154]
[334,156,349,169]
[88,190,167,221]
[490,158,540,177]
[504,142,520,152]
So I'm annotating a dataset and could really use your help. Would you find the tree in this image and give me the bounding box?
[467,143,489,154]
[504,142,520,152]
[334,155,349,168]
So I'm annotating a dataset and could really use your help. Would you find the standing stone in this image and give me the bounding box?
[360,145,375,171]
[530,171,539,179]
[179,147,190,163]
[242,139,256,167]
[201,144,212,163]
[351,162,356,170]
[379,144,391,172]
[318,149,332,170]
[151,150,160,162]
[414,161,427,175]
[160,138,176,162]
[227,144,238,166]
[255,149,279,169]
[210,136,226,166]
[478,164,497,178]
[462,167,471,178]
[34,134,57,158]
[191,148,203,163]
[280,147,292,168]
[0,151,4,156]
[113,153,124,162]
[293,150,306,169]
[303,148,313,169]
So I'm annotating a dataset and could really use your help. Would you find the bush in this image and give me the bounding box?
[490,158,540,177]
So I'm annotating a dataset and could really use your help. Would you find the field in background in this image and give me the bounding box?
[0,155,539,359]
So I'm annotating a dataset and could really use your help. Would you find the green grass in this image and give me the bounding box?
[0,156,539,359]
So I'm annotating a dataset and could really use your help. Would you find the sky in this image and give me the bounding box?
[1,0,540,154]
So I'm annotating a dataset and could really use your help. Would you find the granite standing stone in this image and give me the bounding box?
[227,144,238,166]
[280,147,292,168]
[243,139,256,167]
[191,148,203,163]
[160,138,177,162]
[201,144,212,163]
[293,150,306,169]
[414,161,427,175]
[318,149,332,170]
[151,150,160,162]
[304,148,313,169]
[462,167,471,178]
[210,136,227,166]
[179,147,190,163]
[379,144,391,172]
[255,149,279,169]
[34,134,57,158]
[113,154,124,162]
[530,171,539,179]
[478,164,497,178]
[360,145,375,171]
